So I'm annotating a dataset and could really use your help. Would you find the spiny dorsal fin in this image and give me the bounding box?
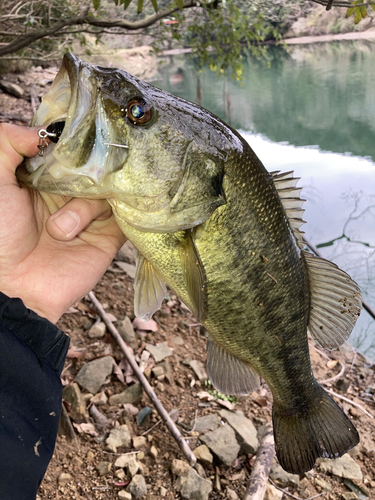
[207,339,260,395]
[271,170,306,248]
[302,250,362,349]
[134,252,167,321]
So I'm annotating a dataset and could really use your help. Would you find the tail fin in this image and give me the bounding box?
[272,384,359,474]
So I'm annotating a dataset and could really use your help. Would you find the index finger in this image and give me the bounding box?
[0,123,41,174]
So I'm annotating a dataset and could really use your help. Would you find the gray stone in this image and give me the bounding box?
[126,474,148,498]
[191,414,221,434]
[314,477,332,492]
[118,491,132,500]
[193,445,213,465]
[88,321,106,339]
[133,436,147,448]
[189,360,208,381]
[270,463,300,487]
[109,382,143,406]
[200,424,240,466]
[318,454,362,482]
[115,261,136,279]
[176,468,212,500]
[58,472,72,486]
[106,425,131,453]
[96,461,112,476]
[0,80,24,98]
[171,459,191,476]
[116,316,137,347]
[115,241,136,264]
[145,342,173,362]
[264,484,283,500]
[62,383,89,423]
[218,409,259,454]
[341,493,358,500]
[75,356,113,394]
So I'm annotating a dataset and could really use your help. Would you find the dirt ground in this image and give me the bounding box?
[1,68,375,500]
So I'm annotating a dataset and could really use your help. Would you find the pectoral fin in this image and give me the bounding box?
[134,252,167,321]
[302,250,362,349]
[207,339,260,395]
[179,231,205,321]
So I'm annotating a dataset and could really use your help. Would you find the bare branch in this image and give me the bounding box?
[309,0,373,8]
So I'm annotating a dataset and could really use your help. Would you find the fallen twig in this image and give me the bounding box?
[269,478,325,500]
[320,360,345,385]
[88,291,197,466]
[243,423,275,500]
[326,388,374,418]
[78,483,93,500]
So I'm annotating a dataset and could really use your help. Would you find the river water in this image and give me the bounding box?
[152,41,375,360]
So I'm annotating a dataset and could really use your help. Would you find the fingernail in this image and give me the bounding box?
[52,211,80,236]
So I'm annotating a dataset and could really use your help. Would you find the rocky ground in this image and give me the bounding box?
[1,69,375,500]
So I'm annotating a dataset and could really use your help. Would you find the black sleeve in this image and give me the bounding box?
[0,292,70,500]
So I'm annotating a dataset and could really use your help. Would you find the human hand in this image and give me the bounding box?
[0,123,126,323]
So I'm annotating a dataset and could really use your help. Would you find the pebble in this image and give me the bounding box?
[96,461,112,476]
[58,472,72,487]
[115,316,137,347]
[70,456,83,469]
[118,490,132,499]
[88,322,106,339]
[87,450,95,462]
[264,484,283,500]
[126,474,148,498]
[341,493,358,500]
[314,477,332,492]
[171,459,192,476]
[191,414,221,433]
[218,409,259,454]
[318,454,362,482]
[200,424,240,466]
[109,382,143,406]
[176,468,212,500]
[145,342,173,362]
[133,436,147,448]
[62,383,89,423]
[149,446,158,459]
[0,80,24,97]
[189,360,207,381]
[270,463,300,487]
[106,425,131,453]
[226,488,239,500]
[90,391,108,406]
[193,445,213,465]
[75,356,114,394]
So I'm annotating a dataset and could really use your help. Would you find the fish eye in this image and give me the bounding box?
[126,98,152,125]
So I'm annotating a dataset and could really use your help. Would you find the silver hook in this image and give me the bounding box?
[104,143,129,149]
[37,128,57,157]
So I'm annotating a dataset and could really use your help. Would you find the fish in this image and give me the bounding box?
[17,53,362,474]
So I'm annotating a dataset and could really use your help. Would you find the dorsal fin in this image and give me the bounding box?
[302,250,362,349]
[271,170,306,248]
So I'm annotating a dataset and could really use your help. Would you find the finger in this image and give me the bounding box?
[46,198,113,241]
[0,124,41,171]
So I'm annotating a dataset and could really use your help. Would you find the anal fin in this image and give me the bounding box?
[206,339,260,395]
[134,252,167,321]
[302,250,362,349]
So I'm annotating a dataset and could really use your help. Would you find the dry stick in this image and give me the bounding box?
[320,360,346,385]
[326,389,374,419]
[269,478,325,500]
[88,291,197,467]
[243,423,275,500]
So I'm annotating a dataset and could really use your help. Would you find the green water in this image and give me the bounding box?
[152,41,375,360]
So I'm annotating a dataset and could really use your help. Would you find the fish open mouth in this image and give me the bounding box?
[21,53,128,191]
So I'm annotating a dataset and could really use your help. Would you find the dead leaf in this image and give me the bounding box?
[113,362,125,384]
[253,397,268,407]
[66,345,86,359]
[73,422,98,437]
[217,399,235,410]
[76,301,92,312]
[196,391,215,401]
[327,359,338,369]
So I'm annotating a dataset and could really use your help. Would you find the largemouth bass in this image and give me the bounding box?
[18,54,362,474]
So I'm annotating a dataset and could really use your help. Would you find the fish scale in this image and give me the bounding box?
[18,53,362,474]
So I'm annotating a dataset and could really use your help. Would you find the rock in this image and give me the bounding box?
[58,472,72,487]
[219,409,259,454]
[171,459,192,476]
[115,241,136,264]
[149,446,158,459]
[75,356,113,394]
[160,486,167,496]
[116,316,137,347]
[341,494,358,500]
[176,468,212,500]
[90,391,108,406]
[191,414,221,433]
[127,457,140,478]
[264,483,283,500]
[114,261,137,279]
[62,383,89,423]
[71,456,84,469]
[195,463,206,478]
[124,403,140,416]
[173,336,184,345]
[133,436,147,448]
[96,461,112,476]
[118,491,132,500]
[115,454,136,468]
[88,321,106,339]
[314,477,332,492]
[200,424,240,466]
[115,469,126,480]
[126,474,148,498]
[189,360,208,381]
[145,342,173,362]
[109,382,143,406]
[270,463,300,487]
[193,445,213,466]
[226,488,239,500]
[318,454,362,481]
[0,80,24,98]
[87,450,95,462]
[106,425,131,453]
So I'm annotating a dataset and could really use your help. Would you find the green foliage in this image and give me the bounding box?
[346,0,375,24]
[204,380,238,402]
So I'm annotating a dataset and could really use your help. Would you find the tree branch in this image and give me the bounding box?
[309,0,373,8]
[0,1,197,58]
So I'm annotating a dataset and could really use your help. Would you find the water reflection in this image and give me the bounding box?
[153,42,375,359]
